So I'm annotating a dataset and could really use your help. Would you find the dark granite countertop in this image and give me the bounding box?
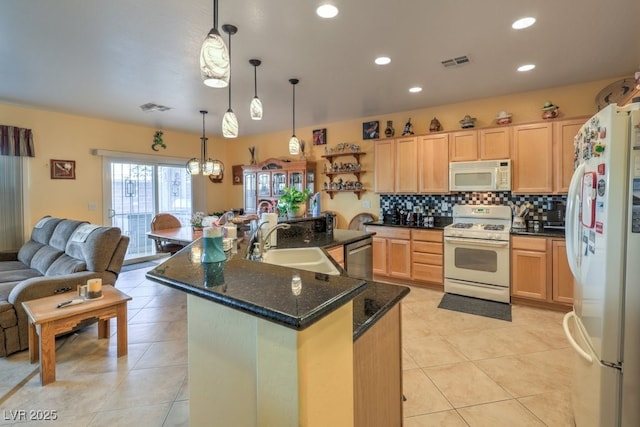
[352,281,409,340]
[274,229,375,249]
[511,228,565,238]
[146,238,367,331]
[363,217,452,231]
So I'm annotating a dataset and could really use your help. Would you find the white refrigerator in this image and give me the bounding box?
[563,102,640,427]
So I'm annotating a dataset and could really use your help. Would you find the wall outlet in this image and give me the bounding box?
[88,202,97,211]
[362,200,371,209]
[441,201,448,211]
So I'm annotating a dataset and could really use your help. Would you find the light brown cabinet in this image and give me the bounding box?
[373,139,395,193]
[417,133,449,193]
[511,122,554,194]
[553,118,587,193]
[449,130,478,162]
[365,226,411,280]
[511,235,573,307]
[479,127,511,160]
[326,245,345,269]
[395,137,418,193]
[411,229,443,287]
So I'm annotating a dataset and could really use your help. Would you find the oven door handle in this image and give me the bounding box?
[444,237,509,248]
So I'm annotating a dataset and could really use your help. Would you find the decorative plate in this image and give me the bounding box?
[595,77,637,110]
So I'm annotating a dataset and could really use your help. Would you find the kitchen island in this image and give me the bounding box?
[146,229,409,426]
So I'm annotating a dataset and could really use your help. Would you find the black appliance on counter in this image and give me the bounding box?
[545,201,566,229]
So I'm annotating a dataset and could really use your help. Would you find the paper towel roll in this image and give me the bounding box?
[261,213,278,247]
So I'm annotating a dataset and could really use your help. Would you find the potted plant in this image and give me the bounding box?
[191,211,205,230]
[278,187,311,218]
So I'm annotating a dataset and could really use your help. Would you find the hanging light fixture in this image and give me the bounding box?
[200,0,229,88]
[249,59,263,120]
[288,78,300,155]
[187,110,224,177]
[221,24,238,138]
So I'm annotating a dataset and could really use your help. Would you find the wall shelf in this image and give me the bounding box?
[321,150,366,199]
[324,189,365,200]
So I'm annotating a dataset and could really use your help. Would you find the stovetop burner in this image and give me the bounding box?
[451,223,473,229]
[483,224,505,231]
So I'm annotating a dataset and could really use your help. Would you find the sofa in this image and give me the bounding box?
[0,217,129,357]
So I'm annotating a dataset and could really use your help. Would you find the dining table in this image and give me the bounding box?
[146,227,202,246]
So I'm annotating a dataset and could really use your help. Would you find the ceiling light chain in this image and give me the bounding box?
[250,59,263,120]
[200,0,230,88]
[221,24,238,138]
[288,78,300,155]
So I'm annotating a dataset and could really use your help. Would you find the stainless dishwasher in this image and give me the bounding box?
[345,237,373,280]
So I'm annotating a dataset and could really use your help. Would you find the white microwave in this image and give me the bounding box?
[449,159,511,192]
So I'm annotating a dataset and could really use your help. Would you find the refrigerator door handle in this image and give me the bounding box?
[563,311,593,364]
[566,162,585,281]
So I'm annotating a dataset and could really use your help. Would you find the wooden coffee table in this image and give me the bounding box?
[21,285,132,385]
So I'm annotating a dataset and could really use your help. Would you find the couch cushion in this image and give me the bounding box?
[49,220,87,252]
[45,255,87,276]
[0,260,29,273]
[30,217,64,245]
[0,301,17,328]
[0,280,25,302]
[29,246,64,275]
[65,227,122,273]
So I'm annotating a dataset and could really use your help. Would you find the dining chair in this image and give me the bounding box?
[150,213,185,255]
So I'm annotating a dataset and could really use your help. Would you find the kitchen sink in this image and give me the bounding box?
[261,247,341,275]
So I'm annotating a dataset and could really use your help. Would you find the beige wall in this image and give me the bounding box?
[0,76,621,230]
[0,103,232,227]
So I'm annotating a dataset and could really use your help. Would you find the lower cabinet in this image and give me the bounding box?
[411,229,443,287]
[354,303,402,426]
[366,226,411,280]
[511,236,573,307]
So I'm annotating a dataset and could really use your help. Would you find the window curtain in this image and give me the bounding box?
[0,156,24,251]
[0,125,35,157]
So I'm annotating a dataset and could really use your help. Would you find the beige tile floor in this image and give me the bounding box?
[0,265,574,426]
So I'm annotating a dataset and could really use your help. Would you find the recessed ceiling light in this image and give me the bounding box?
[517,64,536,72]
[316,4,338,18]
[375,56,391,65]
[512,17,536,30]
[409,87,422,93]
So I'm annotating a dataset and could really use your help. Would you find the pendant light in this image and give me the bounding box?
[221,24,238,138]
[249,59,263,120]
[186,110,224,177]
[200,0,229,88]
[288,78,300,155]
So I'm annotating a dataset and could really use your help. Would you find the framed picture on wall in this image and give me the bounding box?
[362,121,379,140]
[50,159,76,179]
[312,128,327,145]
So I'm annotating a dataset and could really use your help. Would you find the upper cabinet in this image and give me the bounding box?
[449,128,510,162]
[373,139,395,193]
[395,137,418,193]
[511,122,554,194]
[553,117,587,193]
[418,133,449,193]
[449,130,478,162]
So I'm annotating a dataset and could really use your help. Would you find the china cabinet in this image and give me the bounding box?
[242,158,316,214]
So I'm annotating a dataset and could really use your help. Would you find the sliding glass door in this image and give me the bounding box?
[104,159,192,262]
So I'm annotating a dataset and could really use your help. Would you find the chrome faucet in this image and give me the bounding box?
[216,210,235,225]
[251,221,291,260]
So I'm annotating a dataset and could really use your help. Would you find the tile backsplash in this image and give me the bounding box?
[380,193,567,222]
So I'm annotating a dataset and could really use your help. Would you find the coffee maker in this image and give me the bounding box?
[544,201,566,229]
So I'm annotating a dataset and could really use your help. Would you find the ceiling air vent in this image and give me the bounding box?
[441,55,470,68]
[140,102,171,112]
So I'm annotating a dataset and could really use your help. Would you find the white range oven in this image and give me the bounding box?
[444,205,512,303]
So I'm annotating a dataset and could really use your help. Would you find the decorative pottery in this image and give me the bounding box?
[402,118,414,135]
[288,202,307,218]
[429,117,442,132]
[384,120,395,137]
[495,111,512,125]
[541,101,560,119]
[459,115,476,129]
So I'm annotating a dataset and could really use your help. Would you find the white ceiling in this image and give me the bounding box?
[1,0,639,137]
